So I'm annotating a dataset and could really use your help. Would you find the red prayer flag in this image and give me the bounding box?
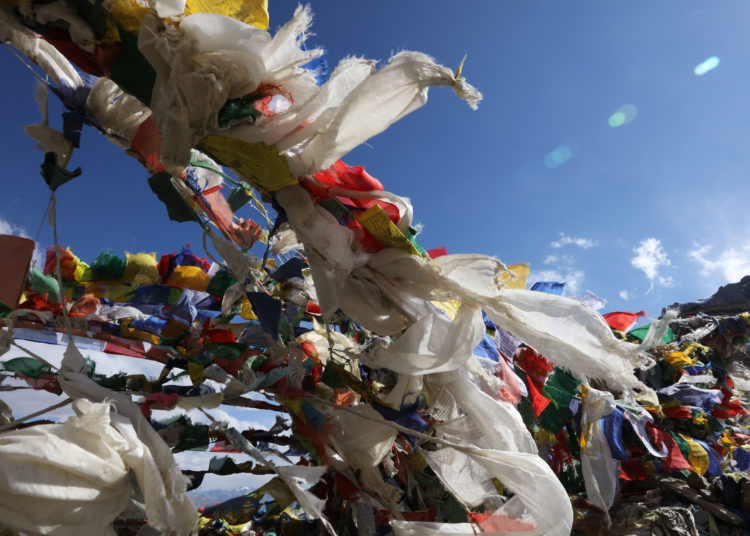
[662,406,693,419]
[619,459,647,481]
[140,392,180,417]
[526,373,551,416]
[210,440,241,453]
[516,346,553,390]
[427,246,448,259]
[202,186,261,249]
[313,159,384,192]
[602,310,646,331]
[335,472,360,500]
[131,117,165,173]
[647,424,693,472]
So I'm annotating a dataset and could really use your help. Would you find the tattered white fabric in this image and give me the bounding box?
[391,497,545,536]
[86,78,152,147]
[223,427,338,535]
[210,236,253,285]
[25,124,73,164]
[436,369,536,455]
[579,387,619,523]
[573,290,607,311]
[0,8,82,89]
[274,196,644,531]
[326,390,572,535]
[390,521,491,536]
[364,302,485,376]
[380,373,423,410]
[623,408,668,458]
[0,399,181,535]
[1,10,78,162]
[428,370,570,535]
[308,240,650,394]
[283,50,482,176]
[482,290,650,394]
[276,465,330,526]
[422,443,499,508]
[327,404,397,468]
[276,185,370,275]
[133,3,481,173]
[137,6,320,171]
[57,341,197,534]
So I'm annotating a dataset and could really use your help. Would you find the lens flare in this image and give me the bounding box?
[694,56,720,76]
[544,145,572,168]
[608,104,637,128]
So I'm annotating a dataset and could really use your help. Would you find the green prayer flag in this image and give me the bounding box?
[1,357,52,378]
[40,152,82,191]
[227,187,253,212]
[539,368,578,433]
[207,270,237,297]
[93,373,128,390]
[539,367,579,432]
[148,172,199,223]
[217,93,263,128]
[29,266,60,301]
[110,27,157,106]
[670,431,692,466]
[67,0,109,39]
[629,323,675,344]
[407,227,428,257]
[320,363,348,389]
[204,342,248,361]
[170,416,210,452]
[543,368,581,408]
[249,366,289,390]
[538,405,572,434]
[209,456,243,475]
[91,250,126,280]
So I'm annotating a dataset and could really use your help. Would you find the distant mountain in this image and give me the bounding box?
[188,486,253,508]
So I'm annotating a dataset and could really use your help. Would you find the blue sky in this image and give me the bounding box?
[2,1,750,320]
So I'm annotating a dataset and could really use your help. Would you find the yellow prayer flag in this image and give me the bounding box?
[354,205,421,256]
[110,0,153,34]
[431,299,460,320]
[123,252,160,285]
[500,262,530,290]
[240,295,259,320]
[680,433,710,476]
[188,362,205,384]
[199,137,298,193]
[166,265,210,292]
[186,0,269,29]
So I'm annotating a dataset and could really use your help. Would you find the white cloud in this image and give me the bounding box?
[619,290,629,300]
[689,242,750,284]
[536,248,585,295]
[631,238,673,292]
[544,253,575,266]
[659,275,675,287]
[550,233,597,250]
[528,268,585,295]
[152,406,272,433]
[175,450,274,491]
[0,219,27,237]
